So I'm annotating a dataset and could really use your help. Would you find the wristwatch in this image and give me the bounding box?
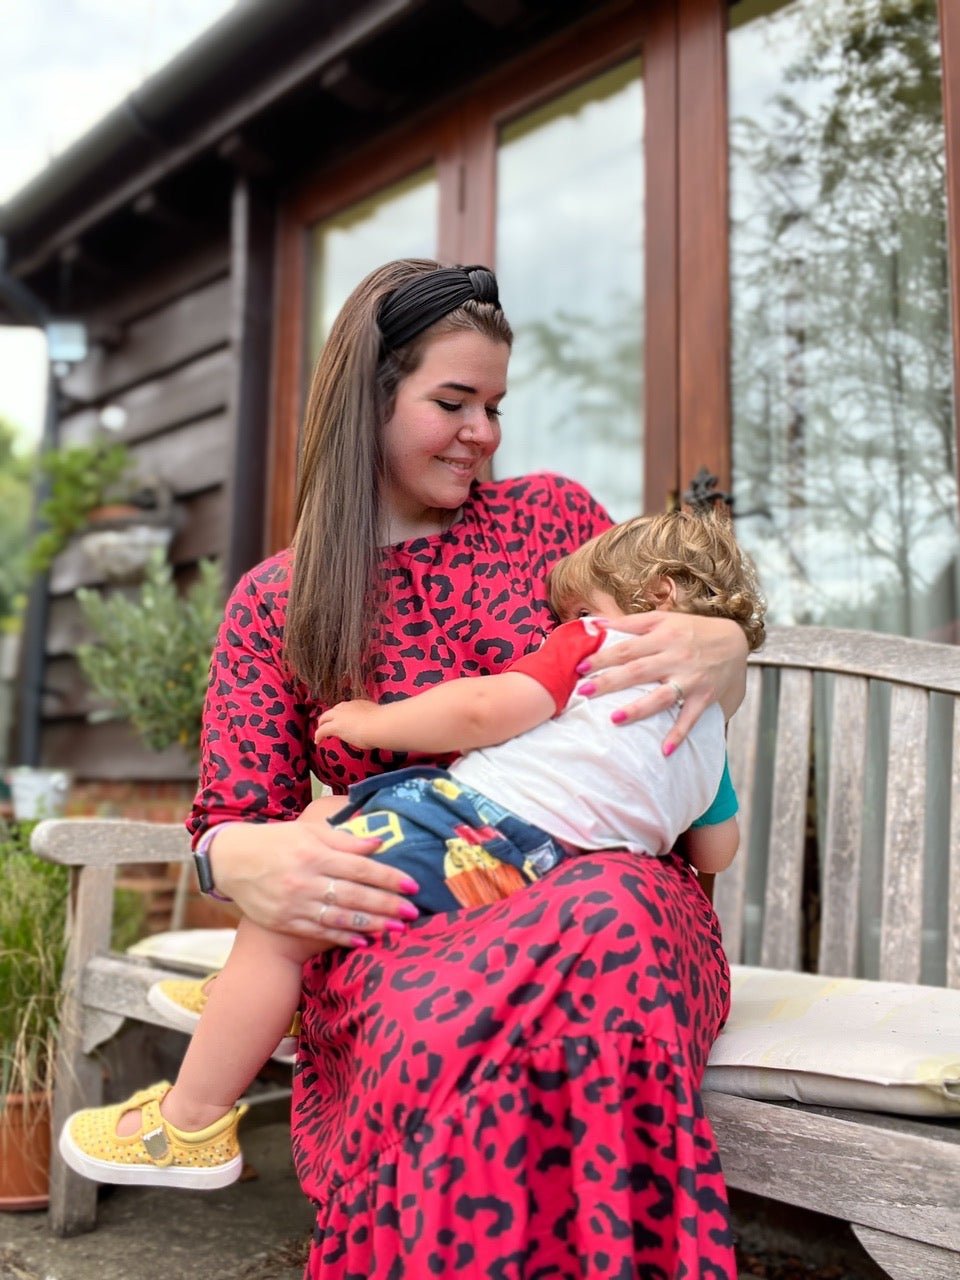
[192,825,235,902]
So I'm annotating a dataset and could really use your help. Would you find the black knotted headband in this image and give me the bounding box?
[378,264,501,351]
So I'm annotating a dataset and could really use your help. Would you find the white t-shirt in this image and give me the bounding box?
[450,619,726,857]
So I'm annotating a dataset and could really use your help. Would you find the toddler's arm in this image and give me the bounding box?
[684,816,739,875]
[315,672,556,754]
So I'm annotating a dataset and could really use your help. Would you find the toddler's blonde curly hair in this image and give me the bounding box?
[548,507,766,652]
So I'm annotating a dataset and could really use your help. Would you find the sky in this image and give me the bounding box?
[0,0,236,450]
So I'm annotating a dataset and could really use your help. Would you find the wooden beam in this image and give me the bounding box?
[226,175,276,581]
[677,0,730,503]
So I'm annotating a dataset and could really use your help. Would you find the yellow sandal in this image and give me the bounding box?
[59,1082,247,1189]
[147,974,301,1060]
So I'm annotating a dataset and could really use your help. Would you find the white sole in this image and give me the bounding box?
[59,1125,243,1190]
[147,982,298,1062]
[146,982,203,1035]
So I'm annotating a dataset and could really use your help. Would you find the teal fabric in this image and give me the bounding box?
[691,755,738,828]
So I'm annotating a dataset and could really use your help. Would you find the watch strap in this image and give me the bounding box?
[192,824,237,901]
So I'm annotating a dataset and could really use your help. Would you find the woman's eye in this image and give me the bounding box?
[486,406,503,420]
[576,608,591,618]
[436,400,462,412]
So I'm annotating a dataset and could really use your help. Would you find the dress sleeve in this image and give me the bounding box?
[186,560,314,844]
[506,619,606,713]
[547,473,614,547]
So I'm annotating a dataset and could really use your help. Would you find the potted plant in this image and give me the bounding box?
[29,438,179,581]
[75,550,224,757]
[0,822,145,1211]
[0,819,66,1210]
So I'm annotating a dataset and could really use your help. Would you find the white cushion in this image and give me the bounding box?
[704,965,960,1117]
[128,927,236,972]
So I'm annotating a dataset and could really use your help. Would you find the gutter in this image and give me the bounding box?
[0,0,424,276]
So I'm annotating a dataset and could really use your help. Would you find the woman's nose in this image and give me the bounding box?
[458,408,497,445]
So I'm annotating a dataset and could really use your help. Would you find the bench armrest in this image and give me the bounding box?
[30,817,192,867]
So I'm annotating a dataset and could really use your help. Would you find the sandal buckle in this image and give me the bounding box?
[142,1125,169,1160]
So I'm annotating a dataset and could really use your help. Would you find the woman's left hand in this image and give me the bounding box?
[575,612,748,751]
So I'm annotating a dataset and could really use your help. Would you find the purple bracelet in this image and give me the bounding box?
[193,822,244,902]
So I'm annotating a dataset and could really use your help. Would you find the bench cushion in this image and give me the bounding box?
[705,965,960,1117]
[127,928,236,973]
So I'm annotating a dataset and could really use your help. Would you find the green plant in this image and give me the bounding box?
[29,439,131,573]
[0,416,34,626]
[0,822,149,1107]
[76,551,224,758]
[0,820,67,1103]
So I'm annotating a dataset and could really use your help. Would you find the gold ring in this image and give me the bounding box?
[317,903,330,924]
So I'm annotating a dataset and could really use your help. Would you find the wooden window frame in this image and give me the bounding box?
[267,2,697,551]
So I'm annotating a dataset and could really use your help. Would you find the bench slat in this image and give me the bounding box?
[761,668,812,970]
[715,664,763,961]
[755,626,960,694]
[706,1090,960,1254]
[880,685,928,984]
[853,1225,960,1280]
[818,674,868,976]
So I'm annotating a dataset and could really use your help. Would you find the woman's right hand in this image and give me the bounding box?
[208,818,419,945]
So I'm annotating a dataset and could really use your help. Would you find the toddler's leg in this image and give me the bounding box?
[162,918,315,1130]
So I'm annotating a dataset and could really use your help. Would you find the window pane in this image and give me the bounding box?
[309,167,437,361]
[729,0,957,984]
[496,60,643,520]
[729,0,958,642]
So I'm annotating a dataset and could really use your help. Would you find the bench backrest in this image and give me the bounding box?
[719,625,960,988]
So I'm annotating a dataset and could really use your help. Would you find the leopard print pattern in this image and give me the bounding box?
[296,853,737,1279]
[189,473,612,834]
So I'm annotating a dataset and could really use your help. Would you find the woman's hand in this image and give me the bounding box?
[208,816,419,945]
[577,612,748,750]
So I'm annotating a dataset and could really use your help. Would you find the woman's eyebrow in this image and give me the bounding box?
[437,381,506,398]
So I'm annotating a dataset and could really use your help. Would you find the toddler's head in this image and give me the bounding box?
[548,507,766,651]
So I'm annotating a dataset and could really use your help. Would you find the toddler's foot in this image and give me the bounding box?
[147,973,301,1060]
[59,1082,247,1189]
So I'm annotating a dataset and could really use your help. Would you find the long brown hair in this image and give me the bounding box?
[285,259,513,700]
[548,508,766,651]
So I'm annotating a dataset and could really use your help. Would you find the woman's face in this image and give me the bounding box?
[381,329,509,540]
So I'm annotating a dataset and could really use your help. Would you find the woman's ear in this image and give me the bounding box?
[644,575,678,611]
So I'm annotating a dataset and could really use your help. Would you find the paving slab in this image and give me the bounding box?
[0,1114,314,1280]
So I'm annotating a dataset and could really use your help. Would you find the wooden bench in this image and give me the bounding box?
[33,625,960,1275]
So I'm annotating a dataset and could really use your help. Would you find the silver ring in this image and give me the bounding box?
[322,878,338,905]
[317,903,330,925]
[668,680,685,709]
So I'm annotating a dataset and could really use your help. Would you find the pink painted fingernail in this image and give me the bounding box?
[397,901,420,920]
[577,681,597,697]
[399,876,420,894]
[350,934,371,947]
[663,742,676,757]
[575,661,591,675]
[385,920,407,934]
[610,709,627,724]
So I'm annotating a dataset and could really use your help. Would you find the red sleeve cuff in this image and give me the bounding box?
[507,619,606,713]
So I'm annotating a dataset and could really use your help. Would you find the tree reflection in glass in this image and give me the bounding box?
[729,0,958,641]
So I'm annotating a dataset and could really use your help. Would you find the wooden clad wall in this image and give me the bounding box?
[41,241,234,780]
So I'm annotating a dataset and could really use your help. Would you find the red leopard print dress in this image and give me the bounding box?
[189,473,736,1280]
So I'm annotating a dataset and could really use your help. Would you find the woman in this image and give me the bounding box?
[194,261,745,1276]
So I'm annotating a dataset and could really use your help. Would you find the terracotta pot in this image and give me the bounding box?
[0,1092,51,1212]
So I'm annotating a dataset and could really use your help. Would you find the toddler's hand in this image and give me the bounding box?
[315,699,383,748]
